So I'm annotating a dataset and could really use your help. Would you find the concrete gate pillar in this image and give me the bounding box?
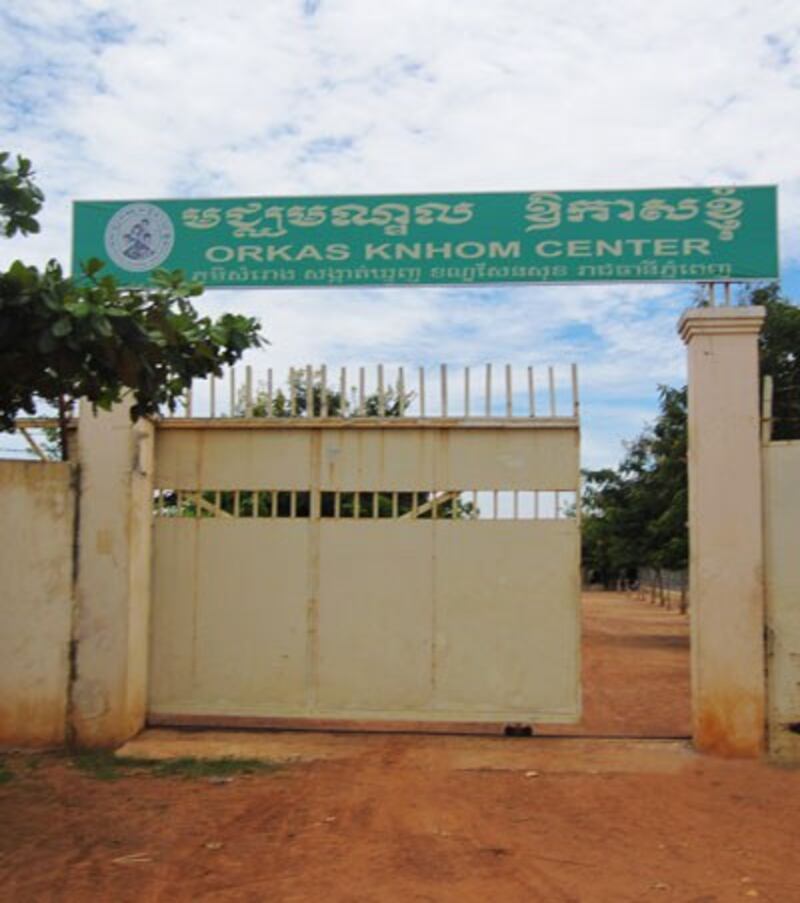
[678,305,766,757]
[70,401,155,747]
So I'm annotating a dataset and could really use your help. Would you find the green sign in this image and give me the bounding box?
[72,186,778,289]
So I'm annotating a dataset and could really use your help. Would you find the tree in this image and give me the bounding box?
[0,153,43,238]
[0,152,263,457]
[580,467,640,585]
[241,367,411,418]
[581,386,687,587]
[581,284,800,588]
[750,283,800,440]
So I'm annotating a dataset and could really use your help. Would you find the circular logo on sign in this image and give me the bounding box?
[103,203,175,272]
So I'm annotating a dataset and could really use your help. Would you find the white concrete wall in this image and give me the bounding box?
[71,402,155,747]
[763,441,800,761]
[0,461,74,746]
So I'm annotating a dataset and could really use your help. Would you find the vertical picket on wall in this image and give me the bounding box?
[161,363,580,421]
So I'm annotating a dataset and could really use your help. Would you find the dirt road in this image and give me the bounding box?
[2,593,797,903]
[545,590,691,737]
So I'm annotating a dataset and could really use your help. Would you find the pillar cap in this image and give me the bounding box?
[678,305,766,344]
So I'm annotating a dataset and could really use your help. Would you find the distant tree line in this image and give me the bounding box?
[582,284,800,589]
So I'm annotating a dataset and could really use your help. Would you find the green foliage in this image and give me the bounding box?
[70,751,280,781]
[0,756,13,784]
[242,367,412,418]
[0,150,264,456]
[582,386,688,586]
[70,750,122,780]
[0,152,43,237]
[0,260,261,429]
[159,487,476,520]
[582,284,800,584]
[751,283,800,440]
[124,756,282,779]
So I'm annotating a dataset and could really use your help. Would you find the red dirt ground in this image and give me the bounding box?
[544,590,691,738]
[2,592,798,903]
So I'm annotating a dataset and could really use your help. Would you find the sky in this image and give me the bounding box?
[2,0,799,467]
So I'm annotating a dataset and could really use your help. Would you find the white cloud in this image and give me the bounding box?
[2,0,798,464]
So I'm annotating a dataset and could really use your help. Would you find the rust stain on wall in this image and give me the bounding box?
[695,691,764,758]
[0,700,67,747]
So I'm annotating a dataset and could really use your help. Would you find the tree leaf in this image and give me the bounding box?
[52,317,72,337]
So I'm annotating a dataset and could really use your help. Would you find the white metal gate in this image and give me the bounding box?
[148,364,581,726]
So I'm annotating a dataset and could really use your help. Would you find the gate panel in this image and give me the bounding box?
[150,521,310,714]
[149,412,581,725]
[317,522,434,711]
[149,520,197,706]
[433,521,579,717]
